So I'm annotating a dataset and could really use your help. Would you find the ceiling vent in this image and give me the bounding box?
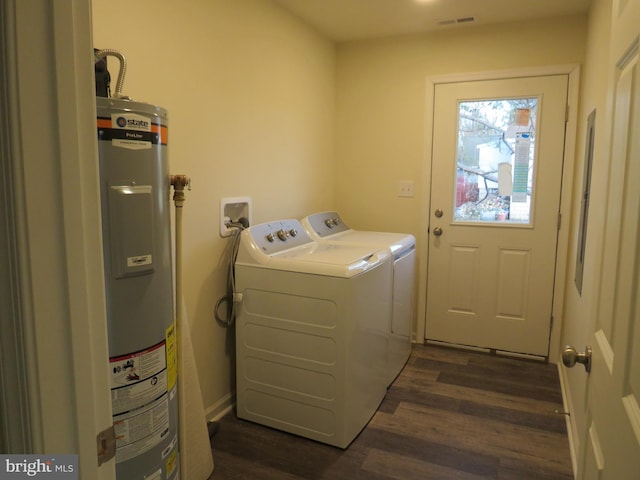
[436,16,477,27]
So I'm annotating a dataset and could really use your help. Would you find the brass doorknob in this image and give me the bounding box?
[433,227,443,236]
[562,345,592,372]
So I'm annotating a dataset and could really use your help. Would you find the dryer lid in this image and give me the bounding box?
[301,212,415,255]
[319,230,415,256]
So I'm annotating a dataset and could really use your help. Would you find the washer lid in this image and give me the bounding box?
[269,243,389,276]
[236,219,390,277]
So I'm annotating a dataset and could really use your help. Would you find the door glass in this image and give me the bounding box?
[454,98,538,224]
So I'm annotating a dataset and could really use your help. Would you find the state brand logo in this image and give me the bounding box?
[111,112,151,132]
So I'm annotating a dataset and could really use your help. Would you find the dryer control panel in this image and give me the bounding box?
[304,211,351,237]
[244,219,314,255]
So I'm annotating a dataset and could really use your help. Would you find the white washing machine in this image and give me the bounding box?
[234,219,392,448]
[301,211,416,386]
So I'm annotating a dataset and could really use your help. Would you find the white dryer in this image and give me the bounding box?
[234,219,392,448]
[301,211,416,386]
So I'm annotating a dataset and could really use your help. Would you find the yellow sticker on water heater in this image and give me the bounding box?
[166,323,177,391]
[166,448,178,478]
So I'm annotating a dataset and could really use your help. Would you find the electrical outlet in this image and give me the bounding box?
[398,181,414,198]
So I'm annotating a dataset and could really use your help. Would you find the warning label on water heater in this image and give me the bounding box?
[110,341,166,390]
[110,341,171,463]
[113,393,170,463]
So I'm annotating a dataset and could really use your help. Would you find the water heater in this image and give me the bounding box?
[97,96,180,480]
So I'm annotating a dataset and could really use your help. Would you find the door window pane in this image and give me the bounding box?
[454,98,538,224]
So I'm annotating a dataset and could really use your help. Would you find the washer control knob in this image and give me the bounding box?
[277,229,288,241]
[332,218,340,226]
[265,233,275,242]
[288,228,298,237]
[325,219,335,229]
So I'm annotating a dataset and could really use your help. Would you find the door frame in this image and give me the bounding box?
[416,64,581,364]
[1,0,115,477]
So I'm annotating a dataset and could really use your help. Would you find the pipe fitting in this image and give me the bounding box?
[170,175,190,207]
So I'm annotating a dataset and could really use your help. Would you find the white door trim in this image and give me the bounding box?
[425,64,582,85]
[0,0,32,452]
[416,64,580,363]
[1,0,115,477]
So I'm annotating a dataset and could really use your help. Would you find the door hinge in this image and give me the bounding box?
[565,105,570,122]
[557,212,562,230]
[97,425,116,466]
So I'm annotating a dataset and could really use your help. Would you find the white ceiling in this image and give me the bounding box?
[272,0,593,42]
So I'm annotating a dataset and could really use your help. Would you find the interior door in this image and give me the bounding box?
[576,36,640,479]
[426,75,568,357]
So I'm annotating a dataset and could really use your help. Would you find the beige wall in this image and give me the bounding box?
[92,0,336,417]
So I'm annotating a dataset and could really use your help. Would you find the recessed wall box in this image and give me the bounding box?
[220,196,252,237]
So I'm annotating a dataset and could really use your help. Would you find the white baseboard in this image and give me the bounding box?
[205,393,235,423]
[557,362,579,479]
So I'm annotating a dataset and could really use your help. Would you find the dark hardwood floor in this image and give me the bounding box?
[208,344,573,479]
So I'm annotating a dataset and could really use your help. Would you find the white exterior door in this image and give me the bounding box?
[576,3,640,476]
[426,75,568,357]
